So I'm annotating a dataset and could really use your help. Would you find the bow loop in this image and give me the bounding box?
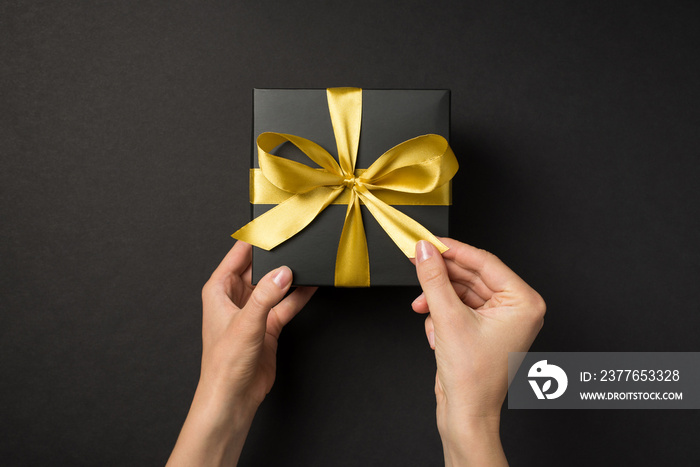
[258,132,343,175]
[360,135,458,192]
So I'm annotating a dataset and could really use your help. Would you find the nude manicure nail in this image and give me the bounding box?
[416,240,434,263]
[273,267,292,288]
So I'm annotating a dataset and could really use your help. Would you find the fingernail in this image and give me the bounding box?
[272,266,292,289]
[412,292,425,307]
[416,240,434,263]
[428,331,435,349]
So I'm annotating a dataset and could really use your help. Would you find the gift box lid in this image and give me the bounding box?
[247,88,452,287]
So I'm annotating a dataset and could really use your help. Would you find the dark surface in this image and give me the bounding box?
[1,1,699,466]
[251,89,450,286]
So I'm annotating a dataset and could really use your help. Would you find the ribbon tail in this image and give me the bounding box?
[356,186,448,258]
[232,186,344,250]
[334,191,370,287]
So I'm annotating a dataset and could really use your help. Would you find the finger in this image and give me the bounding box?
[241,262,253,288]
[452,282,488,309]
[439,237,530,294]
[414,240,472,324]
[413,249,493,305]
[209,241,253,287]
[424,314,435,349]
[219,261,253,306]
[203,242,253,304]
[411,292,428,313]
[240,266,293,336]
[215,240,253,276]
[444,259,494,303]
[266,286,318,338]
[413,280,487,313]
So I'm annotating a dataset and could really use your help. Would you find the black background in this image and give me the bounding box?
[1,1,699,466]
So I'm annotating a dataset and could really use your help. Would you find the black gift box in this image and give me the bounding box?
[249,88,451,286]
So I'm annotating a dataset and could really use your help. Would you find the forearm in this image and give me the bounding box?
[167,383,257,467]
[439,413,507,467]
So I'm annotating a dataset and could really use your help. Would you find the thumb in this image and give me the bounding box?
[415,240,468,322]
[241,266,293,334]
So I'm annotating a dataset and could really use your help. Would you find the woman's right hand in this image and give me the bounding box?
[412,238,546,466]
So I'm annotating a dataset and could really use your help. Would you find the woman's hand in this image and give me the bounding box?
[413,238,545,467]
[167,241,316,467]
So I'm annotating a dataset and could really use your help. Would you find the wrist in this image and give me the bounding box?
[437,407,506,467]
[191,378,259,433]
[167,382,259,467]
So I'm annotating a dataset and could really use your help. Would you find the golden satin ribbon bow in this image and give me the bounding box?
[232,87,458,287]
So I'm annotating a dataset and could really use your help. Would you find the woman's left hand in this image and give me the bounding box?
[167,241,316,466]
